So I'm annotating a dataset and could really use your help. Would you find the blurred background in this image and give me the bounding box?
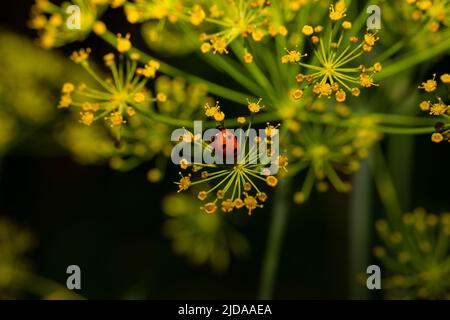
[0,0,449,299]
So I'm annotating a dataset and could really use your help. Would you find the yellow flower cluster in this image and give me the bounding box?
[285,3,380,102]
[405,0,450,32]
[195,0,278,56]
[59,43,162,137]
[175,104,286,215]
[418,73,450,143]
[28,0,107,48]
[290,116,381,204]
[162,194,249,272]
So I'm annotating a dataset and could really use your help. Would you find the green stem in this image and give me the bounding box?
[349,157,373,299]
[259,177,291,299]
[369,144,403,226]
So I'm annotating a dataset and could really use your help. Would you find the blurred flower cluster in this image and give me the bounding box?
[0,31,91,155]
[162,193,249,272]
[0,217,83,299]
[374,208,450,299]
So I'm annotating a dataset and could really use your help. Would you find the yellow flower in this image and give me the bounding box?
[252,29,264,41]
[291,88,303,100]
[440,73,450,84]
[373,62,382,73]
[364,33,377,46]
[156,92,167,102]
[221,199,235,213]
[234,198,244,209]
[237,117,246,124]
[248,98,263,113]
[80,112,94,126]
[214,111,225,122]
[202,202,217,214]
[198,191,208,201]
[429,102,447,115]
[190,5,205,26]
[133,92,146,103]
[359,73,376,87]
[244,52,253,64]
[93,21,106,35]
[342,21,352,29]
[281,49,306,64]
[58,94,72,108]
[244,194,262,215]
[70,48,91,64]
[62,82,75,94]
[127,107,136,116]
[211,37,229,54]
[176,173,191,192]
[335,90,347,102]
[329,1,347,21]
[266,176,278,187]
[302,25,314,36]
[418,74,437,92]
[419,101,430,111]
[107,111,125,127]
[351,88,361,97]
[201,42,211,53]
[116,33,131,53]
[136,60,160,78]
[257,192,268,202]
[103,53,115,66]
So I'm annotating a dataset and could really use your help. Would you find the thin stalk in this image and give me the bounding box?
[259,177,291,299]
[369,144,403,227]
[349,156,373,299]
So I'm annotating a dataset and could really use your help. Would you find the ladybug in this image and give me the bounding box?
[210,128,240,163]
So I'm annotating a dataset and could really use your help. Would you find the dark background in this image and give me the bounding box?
[1,0,449,299]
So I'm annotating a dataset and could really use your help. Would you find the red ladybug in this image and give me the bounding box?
[210,129,240,162]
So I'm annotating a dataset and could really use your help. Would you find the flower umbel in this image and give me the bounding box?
[59,47,162,140]
[374,208,450,299]
[418,73,450,143]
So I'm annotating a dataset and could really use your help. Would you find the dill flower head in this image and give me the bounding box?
[289,114,381,204]
[374,208,450,299]
[162,193,249,272]
[404,0,450,33]
[58,46,163,140]
[57,122,116,165]
[417,73,450,143]
[174,101,286,215]
[285,5,380,102]
[193,0,274,55]
[28,0,107,48]
[106,76,212,172]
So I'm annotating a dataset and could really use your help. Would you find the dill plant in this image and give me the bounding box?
[27,0,450,298]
